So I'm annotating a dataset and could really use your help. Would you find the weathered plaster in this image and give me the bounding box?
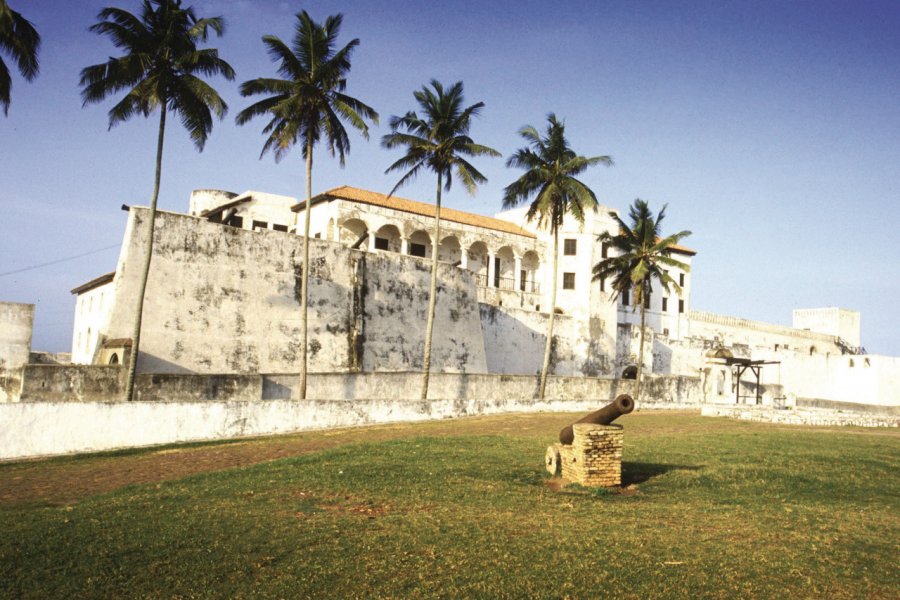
[100,209,487,375]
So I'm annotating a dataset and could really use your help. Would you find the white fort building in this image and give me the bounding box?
[69,185,897,408]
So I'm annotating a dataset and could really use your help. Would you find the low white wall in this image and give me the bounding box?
[0,395,630,461]
[0,372,705,460]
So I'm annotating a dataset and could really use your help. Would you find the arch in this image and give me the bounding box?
[408,230,432,258]
[339,218,368,247]
[374,224,402,253]
[109,353,119,365]
[706,347,734,359]
[439,235,462,264]
[495,246,515,289]
[622,365,638,379]
[326,218,336,241]
[466,241,489,286]
[809,345,816,356]
[521,250,540,293]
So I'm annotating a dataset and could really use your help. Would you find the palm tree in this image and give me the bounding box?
[80,0,234,402]
[592,199,691,401]
[0,0,40,115]
[503,114,612,401]
[382,80,500,401]
[236,11,378,400]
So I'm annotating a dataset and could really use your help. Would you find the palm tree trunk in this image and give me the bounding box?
[298,137,313,400]
[538,229,559,401]
[636,287,647,402]
[124,105,166,402]
[420,173,443,401]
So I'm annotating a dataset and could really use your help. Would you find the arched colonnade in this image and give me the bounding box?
[326,216,541,294]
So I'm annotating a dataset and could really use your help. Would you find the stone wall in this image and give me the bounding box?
[701,405,899,428]
[18,365,694,404]
[0,302,34,403]
[1,369,704,459]
[3,364,893,460]
[0,302,33,371]
[102,208,487,375]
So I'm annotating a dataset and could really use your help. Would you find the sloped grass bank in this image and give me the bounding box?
[1,414,897,599]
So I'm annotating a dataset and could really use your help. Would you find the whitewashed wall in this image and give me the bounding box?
[101,208,487,375]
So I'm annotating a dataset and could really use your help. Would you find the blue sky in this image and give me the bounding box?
[1,0,898,355]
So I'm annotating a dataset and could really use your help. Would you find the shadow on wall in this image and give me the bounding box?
[480,304,549,376]
[137,353,196,374]
[652,339,674,374]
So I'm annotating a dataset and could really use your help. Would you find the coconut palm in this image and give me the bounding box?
[382,80,500,401]
[0,0,40,115]
[80,0,234,402]
[236,11,378,400]
[503,114,612,401]
[592,199,691,401]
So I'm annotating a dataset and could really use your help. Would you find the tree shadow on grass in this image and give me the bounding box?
[621,462,703,485]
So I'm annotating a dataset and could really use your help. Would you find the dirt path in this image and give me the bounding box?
[0,413,575,507]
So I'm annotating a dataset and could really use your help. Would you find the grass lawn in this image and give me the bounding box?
[0,412,897,599]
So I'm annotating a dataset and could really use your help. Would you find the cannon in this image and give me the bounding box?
[557,394,634,445]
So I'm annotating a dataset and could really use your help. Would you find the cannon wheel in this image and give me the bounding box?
[545,445,561,476]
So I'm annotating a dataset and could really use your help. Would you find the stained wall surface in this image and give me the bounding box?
[0,302,33,371]
[101,208,487,375]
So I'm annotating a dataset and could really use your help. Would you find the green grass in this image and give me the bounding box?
[1,414,897,599]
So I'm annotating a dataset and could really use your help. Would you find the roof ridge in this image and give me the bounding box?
[311,185,537,239]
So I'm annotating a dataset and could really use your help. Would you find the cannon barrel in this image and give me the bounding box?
[558,394,634,445]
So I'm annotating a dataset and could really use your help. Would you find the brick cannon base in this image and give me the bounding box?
[546,423,623,487]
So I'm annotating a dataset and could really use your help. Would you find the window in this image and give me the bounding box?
[374,237,389,251]
[662,297,668,312]
[663,328,670,337]
[679,273,685,287]
[409,243,426,257]
[272,224,288,232]
[562,272,575,290]
[599,277,605,292]
[601,242,608,258]
[252,220,268,231]
[678,299,685,313]
[563,238,577,255]
[519,270,527,292]
[494,257,501,287]
[644,292,651,309]
[622,289,629,306]
[227,215,243,228]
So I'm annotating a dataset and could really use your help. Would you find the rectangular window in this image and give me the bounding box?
[493,257,501,287]
[519,270,527,292]
[662,297,668,312]
[644,292,651,309]
[313,232,321,239]
[272,224,288,232]
[622,289,629,306]
[601,242,608,258]
[227,215,243,228]
[678,299,685,313]
[599,277,605,292]
[252,220,268,231]
[562,272,575,290]
[563,238,577,256]
[410,243,426,257]
[679,273,686,287]
[374,237,389,251]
